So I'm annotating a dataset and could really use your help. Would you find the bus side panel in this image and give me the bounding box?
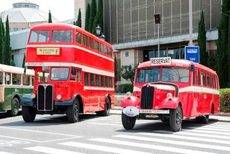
[179,92,190,118]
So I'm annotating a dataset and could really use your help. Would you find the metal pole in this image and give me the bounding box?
[157,23,160,57]
[189,0,193,45]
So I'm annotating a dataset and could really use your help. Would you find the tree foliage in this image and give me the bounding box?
[0,18,4,64]
[216,0,230,88]
[74,9,82,27]
[48,10,52,23]
[121,65,135,84]
[198,10,208,66]
[97,0,103,30]
[3,16,12,65]
[89,0,97,33]
[85,4,91,31]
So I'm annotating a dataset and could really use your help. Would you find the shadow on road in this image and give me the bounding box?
[0,114,105,127]
[116,119,219,133]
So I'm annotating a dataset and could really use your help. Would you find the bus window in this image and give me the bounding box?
[84,73,89,86]
[12,74,21,85]
[162,67,189,83]
[95,75,100,86]
[76,69,81,82]
[23,75,30,85]
[70,67,77,80]
[29,31,49,43]
[207,75,213,88]
[51,68,69,81]
[5,73,11,84]
[0,72,3,84]
[76,32,82,44]
[90,74,95,86]
[101,76,105,87]
[200,73,206,87]
[52,30,72,43]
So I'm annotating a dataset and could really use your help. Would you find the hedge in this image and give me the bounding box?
[220,88,230,112]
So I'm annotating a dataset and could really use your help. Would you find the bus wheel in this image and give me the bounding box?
[66,99,80,123]
[160,115,169,124]
[169,106,183,132]
[196,115,209,124]
[97,97,111,116]
[9,97,20,117]
[22,106,36,122]
[122,113,136,130]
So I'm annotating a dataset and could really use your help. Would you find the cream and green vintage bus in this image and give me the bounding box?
[0,64,34,116]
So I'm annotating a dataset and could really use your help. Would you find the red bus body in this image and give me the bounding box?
[121,58,220,131]
[22,23,115,122]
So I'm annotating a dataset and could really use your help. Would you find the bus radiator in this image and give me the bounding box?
[37,85,53,111]
[141,86,154,109]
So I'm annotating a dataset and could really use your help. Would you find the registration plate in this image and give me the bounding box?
[37,48,60,55]
[140,109,169,114]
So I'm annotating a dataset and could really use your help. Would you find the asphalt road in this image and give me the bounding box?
[0,113,230,154]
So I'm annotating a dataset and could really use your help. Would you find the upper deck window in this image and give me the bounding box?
[29,31,49,43]
[52,31,72,43]
[51,67,69,80]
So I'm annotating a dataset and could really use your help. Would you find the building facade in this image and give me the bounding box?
[74,0,91,28]
[103,0,221,84]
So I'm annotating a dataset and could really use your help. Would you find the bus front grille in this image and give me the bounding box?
[141,86,154,109]
[37,85,53,111]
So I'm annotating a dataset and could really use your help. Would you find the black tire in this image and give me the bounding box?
[97,97,111,116]
[122,113,136,130]
[169,106,183,132]
[66,99,80,123]
[22,106,36,122]
[160,115,169,124]
[9,97,20,117]
[196,115,209,124]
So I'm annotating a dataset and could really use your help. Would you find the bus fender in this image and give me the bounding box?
[21,94,35,107]
[157,98,180,109]
[120,95,140,108]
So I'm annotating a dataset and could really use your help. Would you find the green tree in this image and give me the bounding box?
[76,9,82,27]
[89,0,97,33]
[198,10,208,66]
[121,65,135,84]
[85,3,91,31]
[3,16,12,65]
[97,0,103,30]
[48,10,52,23]
[0,18,4,64]
[216,0,230,88]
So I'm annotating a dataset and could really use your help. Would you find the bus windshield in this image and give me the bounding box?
[136,67,189,83]
[51,30,72,43]
[51,67,69,80]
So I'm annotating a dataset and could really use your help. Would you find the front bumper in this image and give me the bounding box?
[123,106,170,117]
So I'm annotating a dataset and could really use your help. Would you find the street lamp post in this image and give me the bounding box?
[96,25,105,40]
[154,13,161,57]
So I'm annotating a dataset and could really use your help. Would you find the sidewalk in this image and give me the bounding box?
[111,107,230,122]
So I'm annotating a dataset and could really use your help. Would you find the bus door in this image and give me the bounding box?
[70,67,84,95]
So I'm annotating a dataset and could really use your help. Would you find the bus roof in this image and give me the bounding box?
[30,23,113,48]
[138,59,217,75]
[0,64,34,75]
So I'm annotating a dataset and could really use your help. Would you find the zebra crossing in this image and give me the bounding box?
[1,123,229,154]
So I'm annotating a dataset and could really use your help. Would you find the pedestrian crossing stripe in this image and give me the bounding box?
[60,141,150,154]
[189,127,230,132]
[0,152,13,154]
[114,134,230,152]
[183,128,230,137]
[90,138,215,154]
[24,146,82,154]
[136,132,230,145]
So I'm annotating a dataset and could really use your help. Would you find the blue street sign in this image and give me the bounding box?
[184,46,200,63]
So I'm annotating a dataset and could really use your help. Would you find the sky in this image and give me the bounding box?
[0,0,75,21]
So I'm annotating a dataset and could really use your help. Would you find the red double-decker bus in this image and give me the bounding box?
[121,57,220,132]
[22,23,115,123]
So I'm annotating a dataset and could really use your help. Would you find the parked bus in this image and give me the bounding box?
[121,57,220,132]
[22,23,115,123]
[0,64,34,116]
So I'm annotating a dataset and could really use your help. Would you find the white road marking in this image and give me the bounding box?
[25,146,82,154]
[0,152,13,154]
[60,141,150,154]
[190,127,230,132]
[184,128,230,136]
[124,132,230,145]
[115,134,230,152]
[0,126,80,138]
[0,135,41,143]
[87,122,121,126]
[91,138,216,154]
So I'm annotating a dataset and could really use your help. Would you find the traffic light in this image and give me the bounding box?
[154,14,161,24]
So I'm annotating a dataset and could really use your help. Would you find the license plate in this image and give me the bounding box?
[37,48,60,55]
[140,109,169,114]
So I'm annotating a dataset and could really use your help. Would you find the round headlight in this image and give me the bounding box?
[56,95,62,100]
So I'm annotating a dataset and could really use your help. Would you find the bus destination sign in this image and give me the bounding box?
[36,48,60,55]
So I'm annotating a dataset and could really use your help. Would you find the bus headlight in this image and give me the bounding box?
[56,95,62,100]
